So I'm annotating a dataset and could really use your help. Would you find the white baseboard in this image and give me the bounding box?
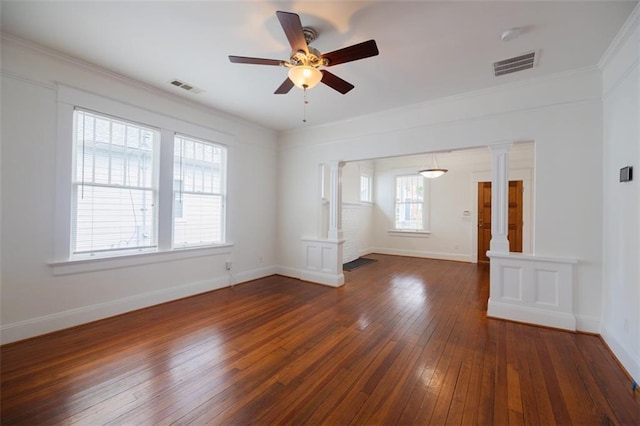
[371,247,472,263]
[0,266,275,345]
[601,325,640,383]
[275,265,344,287]
[358,247,375,257]
[574,314,601,334]
[232,265,278,285]
[487,299,577,331]
[275,265,301,280]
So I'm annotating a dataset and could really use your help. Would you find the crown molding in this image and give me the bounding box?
[598,2,640,69]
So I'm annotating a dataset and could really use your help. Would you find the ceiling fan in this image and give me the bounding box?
[229,11,379,95]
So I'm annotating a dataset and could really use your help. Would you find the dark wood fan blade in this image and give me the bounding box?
[322,40,379,67]
[321,70,354,94]
[276,11,308,54]
[229,56,283,66]
[274,78,295,94]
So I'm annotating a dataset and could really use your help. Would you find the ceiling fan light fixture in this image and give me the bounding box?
[288,65,323,89]
[419,168,448,179]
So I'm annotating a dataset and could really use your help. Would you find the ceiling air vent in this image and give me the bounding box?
[169,78,204,94]
[493,51,537,77]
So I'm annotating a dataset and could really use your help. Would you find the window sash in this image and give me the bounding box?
[394,175,426,230]
[173,134,226,248]
[72,109,159,256]
[72,183,158,254]
[360,174,372,202]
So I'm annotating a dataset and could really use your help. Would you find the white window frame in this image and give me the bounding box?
[391,174,430,235]
[359,168,373,203]
[51,85,233,275]
[172,134,227,248]
[71,109,160,258]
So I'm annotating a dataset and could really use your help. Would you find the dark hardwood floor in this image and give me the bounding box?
[1,255,638,425]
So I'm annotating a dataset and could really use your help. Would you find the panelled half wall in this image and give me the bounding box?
[487,252,578,331]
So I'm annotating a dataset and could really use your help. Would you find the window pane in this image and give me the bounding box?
[173,193,223,247]
[395,175,425,230]
[74,185,155,253]
[75,110,155,189]
[73,109,158,256]
[360,175,372,202]
[173,135,226,247]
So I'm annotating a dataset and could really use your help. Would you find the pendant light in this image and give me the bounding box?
[419,153,448,179]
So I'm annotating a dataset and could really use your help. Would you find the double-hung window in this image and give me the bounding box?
[73,109,158,256]
[173,134,226,247]
[360,173,372,203]
[70,108,228,261]
[394,174,426,231]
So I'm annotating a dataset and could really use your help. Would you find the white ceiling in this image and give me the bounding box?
[1,1,637,132]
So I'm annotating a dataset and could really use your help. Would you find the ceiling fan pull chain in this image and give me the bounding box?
[303,85,309,123]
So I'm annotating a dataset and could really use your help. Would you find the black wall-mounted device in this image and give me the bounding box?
[620,166,633,182]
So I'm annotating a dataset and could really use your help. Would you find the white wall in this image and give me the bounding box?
[278,67,604,333]
[0,36,279,343]
[600,6,639,382]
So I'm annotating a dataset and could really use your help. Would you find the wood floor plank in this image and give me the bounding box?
[2,255,638,425]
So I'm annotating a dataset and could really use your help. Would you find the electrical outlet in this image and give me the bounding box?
[225,261,232,270]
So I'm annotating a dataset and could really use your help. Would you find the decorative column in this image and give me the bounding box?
[489,144,511,253]
[327,160,345,241]
[299,160,346,287]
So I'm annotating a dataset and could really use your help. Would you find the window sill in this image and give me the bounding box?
[387,230,431,238]
[50,243,234,276]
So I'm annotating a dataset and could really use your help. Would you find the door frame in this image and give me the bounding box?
[470,168,534,263]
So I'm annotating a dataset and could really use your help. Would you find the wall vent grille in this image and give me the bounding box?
[169,79,204,94]
[493,51,537,77]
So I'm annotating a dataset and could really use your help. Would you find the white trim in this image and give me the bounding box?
[371,247,472,263]
[487,251,577,264]
[1,264,278,344]
[232,265,279,285]
[276,265,345,288]
[0,70,57,90]
[1,276,213,344]
[598,2,640,69]
[57,84,234,146]
[50,244,234,276]
[487,299,576,331]
[601,325,640,383]
[299,270,345,287]
[387,230,431,237]
[393,173,430,232]
[575,314,601,334]
[53,84,232,266]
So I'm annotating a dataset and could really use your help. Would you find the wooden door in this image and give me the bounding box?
[477,182,492,262]
[508,181,523,253]
[477,181,523,262]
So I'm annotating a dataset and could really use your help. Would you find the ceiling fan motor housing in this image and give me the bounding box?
[287,46,326,68]
[303,27,317,45]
